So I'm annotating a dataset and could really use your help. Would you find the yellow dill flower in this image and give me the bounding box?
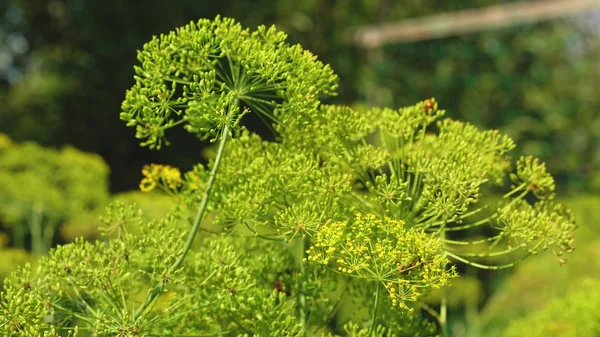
[307,212,456,309]
[161,166,182,190]
[139,164,183,192]
[139,177,157,192]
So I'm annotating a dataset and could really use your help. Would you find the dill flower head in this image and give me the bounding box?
[121,16,338,148]
[307,212,457,309]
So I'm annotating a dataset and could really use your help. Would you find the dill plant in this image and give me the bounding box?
[0,17,576,336]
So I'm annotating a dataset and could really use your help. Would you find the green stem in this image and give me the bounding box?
[298,236,308,337]
[43,215,60,252]
[440,230,449,337]
[419,302,442,323]
[133,108,232,321]
[443,217,491,232]
[436,186,530,232]
[441,284,449,337]
[450,246,520,258]
[443,233,504,246]
[465,266,481,337]
[12,222,25,249]
[30,207,44,256]
[369,282,381,335]
[445,250,530,270]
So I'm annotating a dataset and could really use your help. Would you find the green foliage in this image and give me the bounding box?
[503,278,600,337]
[474,195,600,337]
[0,133,110,253]
[112,191,176,221]
[1,202,302,336]
[0,232,31,283]
[0,134,108,223]
[60,190,176,241]
[425,275,484,309]
[0,249,31,284]
[0,17,577,336]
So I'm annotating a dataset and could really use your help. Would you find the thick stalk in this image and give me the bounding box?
[133,111,232,320]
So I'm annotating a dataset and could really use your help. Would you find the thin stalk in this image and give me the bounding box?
[12,222,25,249]
[485,231,505,252]
[443,217,491,232]
[225,310,252,336]
[448,246,520,258]
[465,266,481,337]
[419,302,442,323]
[440,231,449,337]
[435,186,531,232]
[133,104,233,321]
[445,250,530,270]
[43,215,60,252]
[430,203,493,227]
[442,233,504,246]
[398,136,405,181]
[503,183,527,199]
[441,285,449,337]
[323,285,347,328]
[30,208,44,255]
[409,124,428,198]
[369,282,381,335]
[298,236,308,337]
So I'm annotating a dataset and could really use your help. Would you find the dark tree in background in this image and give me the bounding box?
[1,0,599,192]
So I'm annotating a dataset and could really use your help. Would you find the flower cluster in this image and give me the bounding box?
[497,199,576,257]
[139,163,183,192]
[292,101,576,272]
[511,155,555,198]
[186,130,354,239]
[307,213,457,309]
[121,16,338,147]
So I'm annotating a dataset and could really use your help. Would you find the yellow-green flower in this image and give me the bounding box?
[139,164,183,192]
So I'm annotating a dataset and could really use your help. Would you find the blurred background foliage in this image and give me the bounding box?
[448,195,600,336]
[0,132,109,252]
[502,277,600,337]
[1,0,599,192]
[1,0,599,336]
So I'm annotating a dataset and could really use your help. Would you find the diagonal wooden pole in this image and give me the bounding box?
[349,0,600,48]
